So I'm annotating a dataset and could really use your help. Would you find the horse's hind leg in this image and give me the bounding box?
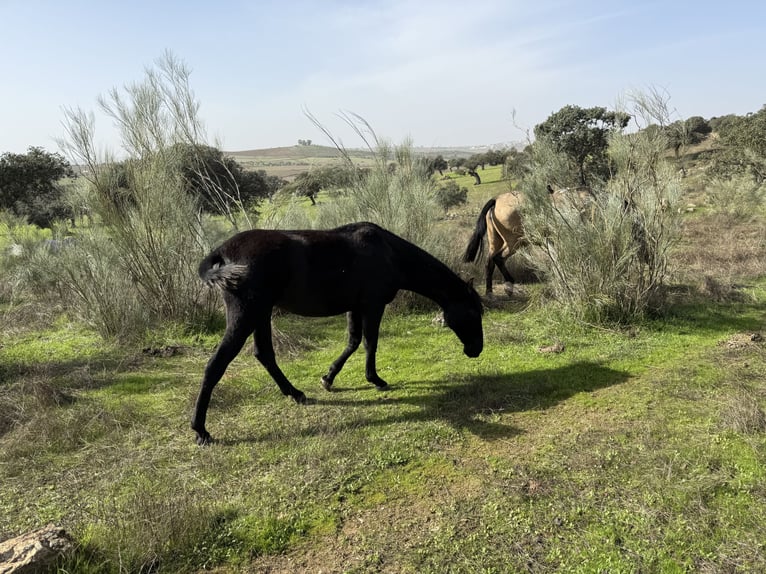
[492,253,514,295]
[484,256,496,294]
[191,309,254,445]
[252,311,307,404]
[321,311,362,391]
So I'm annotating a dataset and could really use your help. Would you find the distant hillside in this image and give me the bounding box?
[227,142,523,179]
[227,145,374,180]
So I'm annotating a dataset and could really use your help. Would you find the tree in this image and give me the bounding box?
[450,157,466,170]
[716,105,766,182]
[93,145,272,217]
[434,180,468,210]
[427,154,449,176]
[503,148,531,181]
[664,116,712,159]
[466,153,486,171]
[534,105,630,185]
[283,165,354,205]
[169,144,271,212]
[291,172,322,205]
[484,149,509,166]
[0,146,74,227]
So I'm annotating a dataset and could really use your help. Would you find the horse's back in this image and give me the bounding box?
[490,192,524,233]
[206,223,399,316]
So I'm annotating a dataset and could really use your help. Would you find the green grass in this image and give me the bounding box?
[2,284,766,572]
[3,157,766,571]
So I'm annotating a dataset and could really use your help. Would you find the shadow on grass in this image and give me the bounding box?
[0,352,139,390]
[220,362,630,444]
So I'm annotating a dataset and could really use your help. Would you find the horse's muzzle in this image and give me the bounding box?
[464,343,482,358]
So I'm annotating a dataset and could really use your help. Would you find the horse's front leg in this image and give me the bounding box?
[321,311,362,391]
[253,312,307,404]
[362,307,389,390]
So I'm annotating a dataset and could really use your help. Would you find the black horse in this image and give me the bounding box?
[191,221,484,445]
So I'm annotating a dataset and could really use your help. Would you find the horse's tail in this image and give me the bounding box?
[198,250,249,290]
[463,198,496,263]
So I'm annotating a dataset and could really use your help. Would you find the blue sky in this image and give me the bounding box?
[1,0,764,155]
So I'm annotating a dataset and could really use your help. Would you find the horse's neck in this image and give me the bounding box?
[395,244,461,309]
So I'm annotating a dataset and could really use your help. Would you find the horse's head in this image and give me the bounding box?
[444,281,484,358]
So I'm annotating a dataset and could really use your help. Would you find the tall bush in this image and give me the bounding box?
[521,92,681,323]
[54,52,232,339]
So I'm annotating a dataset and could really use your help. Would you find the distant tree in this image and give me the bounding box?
[257,169,287,197]
[484,149,509,166]
[466,153,486,171]
[664,116,712,159]
[467,168,481,185]
[430,154,449,176]
[503,148,531,181]
[170,144,271,211]
[94,145,271,216]
[297,139,313,146]
[434,180,468,211]
[284,165,355,204]
[450,157,466,170]
[685,116,712,141]
[708,114,739,133]
[534,104,631,185]
[292,172,322,205]
[715,106,766,182]
[0,146,74,227]
[419,155,449,177]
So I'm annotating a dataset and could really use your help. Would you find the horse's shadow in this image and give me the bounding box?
[221,361,630,445]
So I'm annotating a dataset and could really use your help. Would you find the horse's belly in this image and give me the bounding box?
[276,291,352,317]
[277,300,349,317]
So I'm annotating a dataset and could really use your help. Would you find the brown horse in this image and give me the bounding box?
[462,191,525,295]
[463,185,594,295]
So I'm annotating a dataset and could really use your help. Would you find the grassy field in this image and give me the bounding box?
[2,159,766,572]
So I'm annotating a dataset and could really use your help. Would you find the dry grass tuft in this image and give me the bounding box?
[720,386,766,434]
[674,213,766,297]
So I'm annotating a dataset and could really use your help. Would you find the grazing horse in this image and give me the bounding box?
[463,186,595,295]
[462,191,525,295]
[191,221,484,445]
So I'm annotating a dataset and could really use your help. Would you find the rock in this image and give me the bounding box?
[0,525,72,574]
[538,341,565,354]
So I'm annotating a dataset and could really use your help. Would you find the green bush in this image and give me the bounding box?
[51,53,229,340]
[705,175,766,219]
[520,94,681,323]
[434,180,468,211]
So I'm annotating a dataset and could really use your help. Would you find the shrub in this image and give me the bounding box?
[520,92,681,323]
[52,53,230,340]
[705,175,766,219]
[434,180,468,211]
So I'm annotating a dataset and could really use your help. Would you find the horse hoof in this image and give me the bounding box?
[292,391,308,404]
[320,376,334,391]
[196,432,213,446]
[374,383,390,392]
